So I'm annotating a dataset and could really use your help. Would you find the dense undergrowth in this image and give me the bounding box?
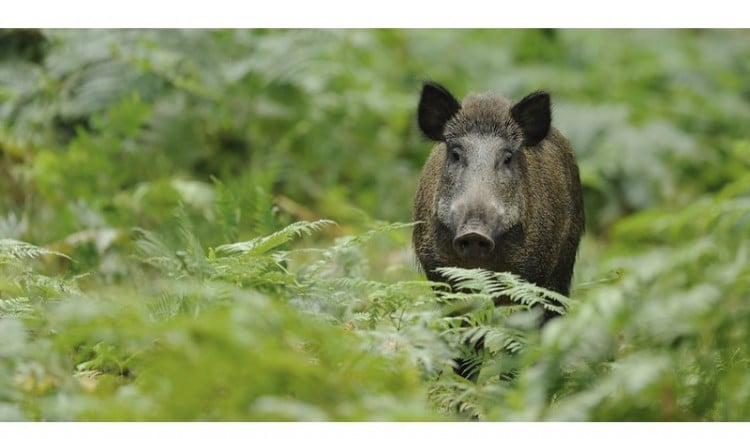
[1,29,750,421]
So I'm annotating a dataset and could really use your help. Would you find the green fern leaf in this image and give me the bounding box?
[0,239,71,263]
[215,219,335,257]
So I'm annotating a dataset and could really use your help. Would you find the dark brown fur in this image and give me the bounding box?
[413,84,585,311]
[413,83,584,382]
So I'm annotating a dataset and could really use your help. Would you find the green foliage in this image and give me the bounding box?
[2,29,750,421]
[1,220,436,421]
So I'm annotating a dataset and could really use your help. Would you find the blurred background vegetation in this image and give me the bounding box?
[1,29,749,421]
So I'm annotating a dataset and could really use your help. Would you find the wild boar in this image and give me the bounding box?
[413,81,585,320]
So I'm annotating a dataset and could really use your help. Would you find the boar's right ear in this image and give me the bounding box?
[418,81,461,141]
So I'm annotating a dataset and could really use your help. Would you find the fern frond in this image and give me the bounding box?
[428,375,483,417]
[20,273,83,297]
[435,267,574,314]
[0,297,33,317]
[0,239,71,263]
[215,219,335,257]
[294,221,416,278]
[131,228,185,276]
[483,326,528,354]
[148,293,183,321]
[435,267,500,294]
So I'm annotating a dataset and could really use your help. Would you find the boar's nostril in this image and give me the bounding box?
[453,232,495,260]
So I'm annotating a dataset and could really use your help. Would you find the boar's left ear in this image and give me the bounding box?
[511,91,551,146]
[418,81,461,141]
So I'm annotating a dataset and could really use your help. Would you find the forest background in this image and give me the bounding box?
[1,28,750,421]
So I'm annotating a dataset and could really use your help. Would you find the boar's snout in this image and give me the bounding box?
[452,229,495,260]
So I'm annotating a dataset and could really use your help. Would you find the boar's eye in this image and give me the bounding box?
[502,151,513,166]
[447,143,462,164]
